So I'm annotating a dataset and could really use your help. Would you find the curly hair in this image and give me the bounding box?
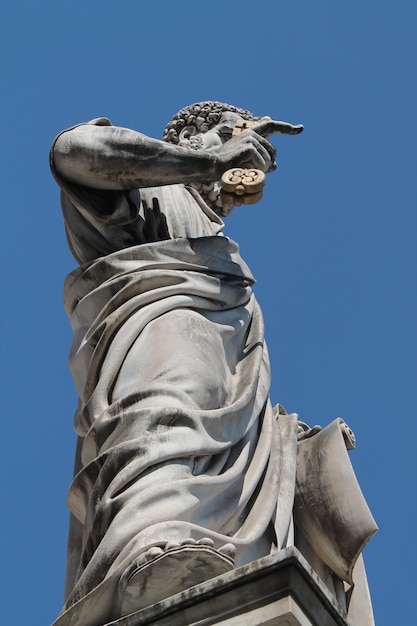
[162,101,260,144]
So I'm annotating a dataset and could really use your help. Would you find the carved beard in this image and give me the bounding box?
[178,135,234,217]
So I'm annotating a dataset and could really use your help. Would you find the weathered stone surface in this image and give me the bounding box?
[103,548,352,626]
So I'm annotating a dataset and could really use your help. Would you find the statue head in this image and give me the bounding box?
[163,102,261,215]
[163,101,260,147]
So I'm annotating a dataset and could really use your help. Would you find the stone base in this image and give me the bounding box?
[104,547,351,626]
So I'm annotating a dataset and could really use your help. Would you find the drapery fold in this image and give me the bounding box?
[59,236,299,622]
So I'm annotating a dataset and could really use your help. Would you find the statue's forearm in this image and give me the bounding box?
[52,124,220,190]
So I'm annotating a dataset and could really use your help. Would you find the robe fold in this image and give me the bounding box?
[52,168,298,623]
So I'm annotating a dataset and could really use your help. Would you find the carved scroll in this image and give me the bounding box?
[294,418,378,584]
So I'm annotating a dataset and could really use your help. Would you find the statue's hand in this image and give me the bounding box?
[250,119,304,138]
[210,119,303,177]
[211,130,278,175]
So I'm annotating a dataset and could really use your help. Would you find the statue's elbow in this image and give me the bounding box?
[51,127,92,185]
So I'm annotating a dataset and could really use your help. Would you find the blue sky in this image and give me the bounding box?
[1,2,416,624]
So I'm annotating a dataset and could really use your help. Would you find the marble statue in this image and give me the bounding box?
[50,102,376,626]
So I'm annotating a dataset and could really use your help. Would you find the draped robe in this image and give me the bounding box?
[50,118,377,626]
[50,141,299,622]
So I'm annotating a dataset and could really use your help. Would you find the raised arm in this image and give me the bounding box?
[53,122,219,190]
[51,118,282,191]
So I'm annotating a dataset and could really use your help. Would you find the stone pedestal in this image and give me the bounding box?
[104,547,351,626]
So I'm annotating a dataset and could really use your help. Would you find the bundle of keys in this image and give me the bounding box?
[220,117,303,206]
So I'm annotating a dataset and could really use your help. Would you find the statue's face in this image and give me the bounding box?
[198,111,243,150]
[177,111,245,152]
